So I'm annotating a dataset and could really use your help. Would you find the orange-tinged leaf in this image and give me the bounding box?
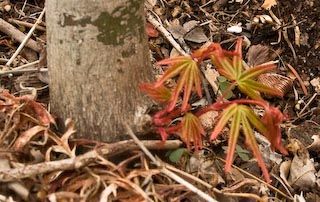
[224,109,241,172]
[154,62,188,88]
[261,105,288,155]
[139,83,171,104]
[146,22,159,38]
[241,113,271,183]
[207,100,286,182]
[241,106,267,133]
[239,63,276,81]
[181,113,205,150]
[208,38,281,100]
[210,103,238,140]
[238,84,263,100]
[239,79,283,98]
[193,66,202,96]
[233,38,243,76]
[156,56,191,65]
[167,68,189,111]
[157,56,202,112]
[13,126,47,152]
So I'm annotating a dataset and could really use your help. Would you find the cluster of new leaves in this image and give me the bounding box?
[205,39,283,100]
[140,37,287,182]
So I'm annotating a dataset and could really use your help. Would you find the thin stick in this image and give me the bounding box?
[12,60,39,70]
[8,18,46,31]
[298,93,317,117]
[6,8,46,67]
[0,18,41,52]
[146,11,188,56]
[124,123,218,202]
[0,67,47,76]
[215,191,263,201]
[286,63,308,96]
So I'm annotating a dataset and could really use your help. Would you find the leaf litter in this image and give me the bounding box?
[1,0,320,201]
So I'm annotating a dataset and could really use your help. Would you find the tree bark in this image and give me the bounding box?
[46,0,153,142]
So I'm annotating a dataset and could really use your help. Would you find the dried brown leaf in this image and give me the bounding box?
[48,119,76,158]
[12,125,47,152]
[261,0,277,10]
[257,73,293,96]
[246,45,272,67]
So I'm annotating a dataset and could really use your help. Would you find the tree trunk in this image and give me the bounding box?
[46,0,153,142]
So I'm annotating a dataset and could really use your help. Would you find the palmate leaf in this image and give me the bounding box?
[155,56,202,112]
[181,112,205,150]
[209,101,287,182]
[208,38,283,100]
[154,111,204,150]
[139,83,171,104]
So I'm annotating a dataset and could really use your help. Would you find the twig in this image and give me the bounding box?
[286,63,308,96]
[0,140,182,182]
[200,69,213,104]
[283,28,297,62]
[12,60,39,70]
[298,93,317,117]
[0,67,47,76]
[124,123,218,202]
[214,190,264,201]
[0,18,41,52]
[8,18,46,31]
[6,8,46,67]
[146,11,188,56]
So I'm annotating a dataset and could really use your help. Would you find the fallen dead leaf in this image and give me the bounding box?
[12,125,47,152]
[279,160,294,192]
[261,0,277,10]
[246,45,272,67]
[307,135,320,152]
[287,139,316,190]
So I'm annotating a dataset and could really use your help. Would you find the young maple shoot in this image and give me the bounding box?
[155,56,202,112]
[140,37,288,183]
[208,38,283,100]
[206,100,288,183]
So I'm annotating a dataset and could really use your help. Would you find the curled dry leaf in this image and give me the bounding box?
[279,160,294,192]
[261,0,277,10]
[0,90,55,126]
[289,153,316,190]
[257,73,293,96]
[308,135,320,152]
[49,119,77,158]
[26,100,55,126]
[287,139,317,190]
[12,125,47,152]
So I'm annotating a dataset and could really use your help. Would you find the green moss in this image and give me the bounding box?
[92,0,144,46]
[58,0,144,55]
